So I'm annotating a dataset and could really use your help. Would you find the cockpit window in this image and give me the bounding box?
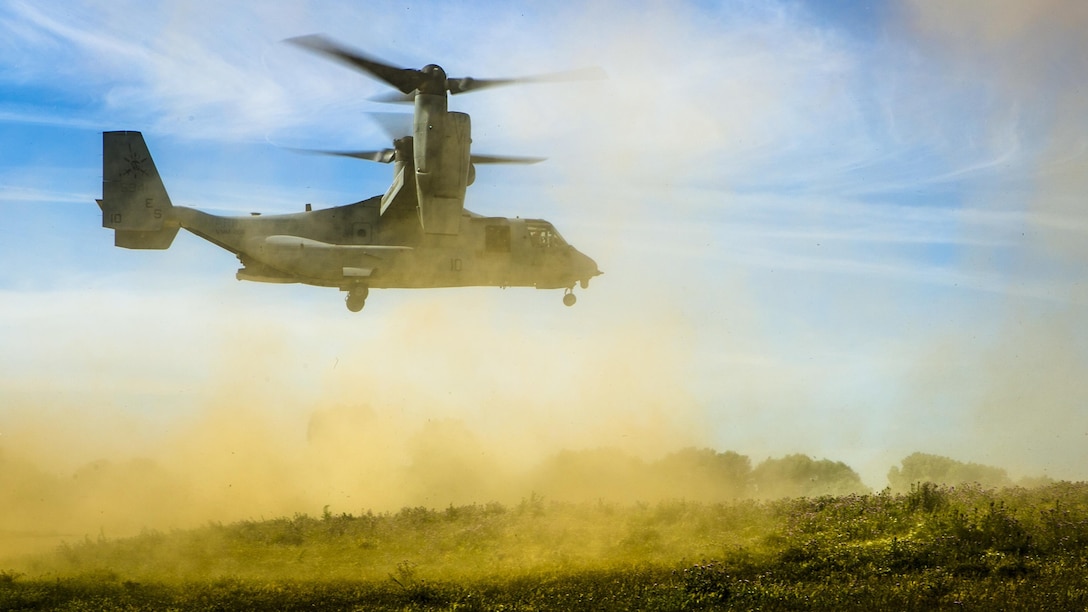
[526,222,566,248]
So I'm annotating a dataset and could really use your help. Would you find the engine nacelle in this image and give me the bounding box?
[415,111,471,235]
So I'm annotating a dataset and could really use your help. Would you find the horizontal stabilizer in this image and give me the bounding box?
[115,228,180,250]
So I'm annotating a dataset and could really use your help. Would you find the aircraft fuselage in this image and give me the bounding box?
[170,198,599,293]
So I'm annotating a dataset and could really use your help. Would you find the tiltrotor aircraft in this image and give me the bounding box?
[96,35,601,312]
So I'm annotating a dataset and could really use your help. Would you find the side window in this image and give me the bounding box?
[485,224,511,253]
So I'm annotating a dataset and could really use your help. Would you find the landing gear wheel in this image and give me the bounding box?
[346,286,369,312]
[563,290,577,307]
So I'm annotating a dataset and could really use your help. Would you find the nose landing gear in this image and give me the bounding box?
[563,288,577,307]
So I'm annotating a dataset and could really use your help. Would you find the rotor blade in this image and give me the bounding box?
[369,90,416,104]
[290,147,396,163]
[448,66,607,95]
[285,34,423,94]
[470,154,546,165]
[367,112,413,140]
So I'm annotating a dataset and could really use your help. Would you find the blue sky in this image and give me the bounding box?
[2,0,1088,514]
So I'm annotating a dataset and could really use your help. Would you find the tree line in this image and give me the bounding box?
[520,448,1039,503]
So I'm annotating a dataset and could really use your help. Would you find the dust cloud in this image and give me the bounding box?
[899,1,1088,477]
[0,296,710,557]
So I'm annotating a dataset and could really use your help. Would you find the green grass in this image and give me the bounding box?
[3,482,1088,610]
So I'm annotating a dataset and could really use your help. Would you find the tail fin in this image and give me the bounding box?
[99,131,179,249]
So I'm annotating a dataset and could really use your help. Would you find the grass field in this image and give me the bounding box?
[3,482,1087,610]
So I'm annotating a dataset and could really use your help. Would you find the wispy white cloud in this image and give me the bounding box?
[0,184,89,204]
[0,109,104,131]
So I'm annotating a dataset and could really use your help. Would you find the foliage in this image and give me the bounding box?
[654,448,752,501]
[752,453,870,499]
[888,452,1012,491]
[4,482,1088,610]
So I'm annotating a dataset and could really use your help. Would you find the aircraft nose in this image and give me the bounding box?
[575,250,602,286]
[583,250,601,275]
[588,258,602,277]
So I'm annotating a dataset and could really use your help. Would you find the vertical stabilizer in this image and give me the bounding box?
[100,131,178,249]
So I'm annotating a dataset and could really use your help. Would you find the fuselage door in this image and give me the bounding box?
[484,222,511,254]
